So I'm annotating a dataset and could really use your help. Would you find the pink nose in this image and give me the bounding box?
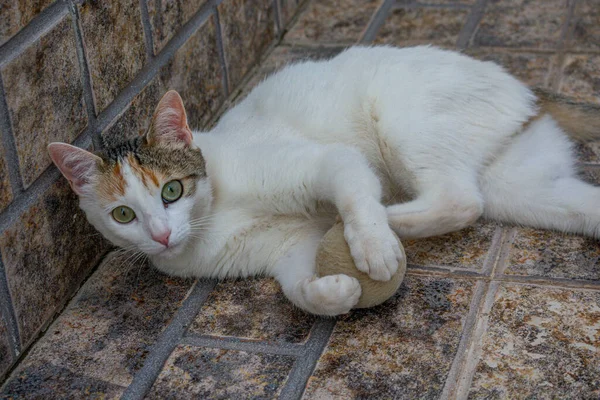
[151,230,171,247]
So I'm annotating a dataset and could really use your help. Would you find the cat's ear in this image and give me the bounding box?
[147,90,193,147]
[48,143,102,195]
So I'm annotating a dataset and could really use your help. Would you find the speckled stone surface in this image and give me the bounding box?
[404,222,498,271]
[102,77,162,146]
[465,50,554,87]
[147,345,295,399]
[374,7,469,47]
[278,0,301,26]
[159,15,225,129]
[0,0,54,45]
[1,16,87,187]
[0,315,14,381]
[218,0,276,90]
[398,0,475,4]
[0,138,13,212]
[469,284,600,399]
[0,180,110,348]
[303,276,474,399]
[473,0,568,49]
[504,228,600,282]
[0,252,194,396]
[190,278,316,343]
[285,0,382,44]
[79,0,147,112]
[558,54,600,104]
[569,0,600,51]
[146,0,208,53]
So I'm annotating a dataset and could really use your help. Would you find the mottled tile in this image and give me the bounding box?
[398,0,475,4]
[569,0,600,51]
[1,16,87,187]
[465,49,554,86]
[102,77,163,147]
[304,276,474,399]
[279,0,301,27]
[558,54,600,104]
[219,0,276,89]
[469,284,600,399]
[147,0,208,53]
[160,15,225,129]
[1,364,125,399]
[0,179,111,347]
[505,228,600,281]
[0,314,14,381]
[404,222,498,271]
[374,7,469,47]
[473,0,568,49]
[0,138,13,212]
[0,252,194,394]
[79,0,147,112]
[0,0,54,45]
[190,278,316,343]
[147,345,294,399]
[285,0,381,44]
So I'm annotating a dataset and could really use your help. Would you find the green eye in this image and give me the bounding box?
[112,206,136,224]
[161,180,183,203]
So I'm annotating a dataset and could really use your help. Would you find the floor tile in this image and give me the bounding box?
[374,7,469,48]
[404,222,499,271]
[469,284,600,399]
[285,0,382,44]
[147,345,295,399]
[568,0,600,51]
[303,275,475,399]
[473,0,568,49]
[559,54,600,104]
[189,278,316,343]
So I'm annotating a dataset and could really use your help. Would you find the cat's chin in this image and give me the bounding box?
[149,241,186,259]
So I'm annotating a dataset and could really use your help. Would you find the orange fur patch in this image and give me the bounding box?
[126,154,163,190]
[97,162,126,201]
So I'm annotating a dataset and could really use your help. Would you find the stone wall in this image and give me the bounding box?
[0,0,300,381]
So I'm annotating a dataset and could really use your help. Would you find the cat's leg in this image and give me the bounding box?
[271,233,361,316]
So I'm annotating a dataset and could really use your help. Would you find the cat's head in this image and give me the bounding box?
[48,90,212,259]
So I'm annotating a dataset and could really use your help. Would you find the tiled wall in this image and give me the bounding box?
[0,0,299,381]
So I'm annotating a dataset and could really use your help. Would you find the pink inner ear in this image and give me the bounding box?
[48,143,100,195]
[152,91,193,146]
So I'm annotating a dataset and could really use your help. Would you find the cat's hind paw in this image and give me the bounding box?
[301,274,361,316]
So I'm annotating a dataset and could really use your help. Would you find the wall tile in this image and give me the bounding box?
[189,278,316,343]
[78,0,147,112]
[569,0,600,51]
[469,284,600,399]
[465,50,554,87]
[0,253,193,394]
[159,16,225,129]
[146,0,209,53]
[278,0,301,27]
[0,136,13,212]
[374,7,469,48]
[218,0,276,89]
[285,0,381,44]
[303,276,475,399]
[0,314,14,381]
[0,0,54,46]
[1,17,87,187]
[147,346,295,399]
[473,0,568,49]
[0,179,111,348]
[558,54,600,104]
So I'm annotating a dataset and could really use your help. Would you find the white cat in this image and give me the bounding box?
[48,46,600,316]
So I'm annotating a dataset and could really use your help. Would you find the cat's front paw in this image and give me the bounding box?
[301,274,361,316]
[344,221,403,281]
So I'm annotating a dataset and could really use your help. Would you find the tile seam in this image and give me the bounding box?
[456,0,489,50]
[213,6,231,97]
[549,0,579,91]
[139,0,156,61]
[0,257,20,359]
[392,2,474,10]
[181,334,304,357]
[0,75,25,194]
[273,0,283,37]
[120,279,217,400]
[359,0,396,44]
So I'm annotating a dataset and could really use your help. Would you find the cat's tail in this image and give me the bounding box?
[532,87,600,141]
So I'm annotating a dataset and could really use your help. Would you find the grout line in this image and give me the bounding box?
[0,75,24,194]
[213,6,231,96]
[392,2,473,10]
[489,227,516,277]
[440,280,488,400]
[359,0,396,44]
[549,0,579,91]
[278,319,336,400]
[493,275,600,291]
[181,334,304,357]
[0,257,20,360]
[456,0,489,50]
[273,0,283,37]
[407,265,486,278]
[139,0,156,61]
[120,280,217,400]
[481,226,508,276]
[67,1,100,150]
[0,1,69,68]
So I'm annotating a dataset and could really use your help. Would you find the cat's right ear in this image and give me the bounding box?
[48,143,102,195]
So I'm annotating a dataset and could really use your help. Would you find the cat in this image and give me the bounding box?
[48,45,600,316]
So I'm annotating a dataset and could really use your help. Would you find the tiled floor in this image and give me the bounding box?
[2,0,600,398]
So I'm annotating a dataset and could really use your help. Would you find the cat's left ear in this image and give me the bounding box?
[147,90,193,147]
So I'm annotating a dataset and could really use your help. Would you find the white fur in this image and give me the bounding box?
[81,46,600,316]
